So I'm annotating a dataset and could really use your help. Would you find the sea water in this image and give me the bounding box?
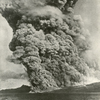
[0,93,100,100]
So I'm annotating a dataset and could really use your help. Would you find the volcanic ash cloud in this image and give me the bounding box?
[0,0,98,92]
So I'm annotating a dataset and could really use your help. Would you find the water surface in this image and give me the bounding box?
[0,93,100,100]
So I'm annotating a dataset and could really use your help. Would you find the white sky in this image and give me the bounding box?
[0,14,29,90]
[75,0,100,64]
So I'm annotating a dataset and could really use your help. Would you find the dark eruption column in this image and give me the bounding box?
[0,0,91,92]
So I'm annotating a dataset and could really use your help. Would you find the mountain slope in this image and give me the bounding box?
[0,85,30,93]
[51,82,100,93]
[1,82,100,93]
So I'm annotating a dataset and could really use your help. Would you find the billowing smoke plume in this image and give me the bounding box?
[0,0,98,92]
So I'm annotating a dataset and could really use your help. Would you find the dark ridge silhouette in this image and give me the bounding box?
[1,82,100,93]
[0,85,30,93]
[50,82,100,93]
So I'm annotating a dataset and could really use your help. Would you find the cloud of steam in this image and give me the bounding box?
[74,0,100,83]
[1,0,100,92]
[0,71,27,81]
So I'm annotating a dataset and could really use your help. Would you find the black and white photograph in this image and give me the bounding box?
[0,0,100,100]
